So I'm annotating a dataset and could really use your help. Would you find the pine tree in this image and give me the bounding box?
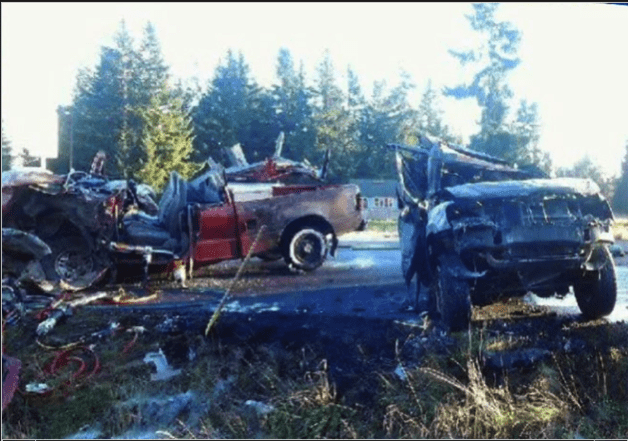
[445,3,521,159]
[510,100,551,173]
[192,50,263,165]
[385,70,418,145]
[52,21,179,179]
[137,22,170,104]
[278,58,315,162]
[52,21,140,177]
[556,156,616,202]
[347,67,364,110]
[312,50,358,181]
[2,121,13,171]
[136,86,197,193]
[272,48,315,160]
[113,20,143,178]
[415,80,455,143]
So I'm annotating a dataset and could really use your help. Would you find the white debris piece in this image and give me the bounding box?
[36,317,58,336]
[143,348,182,381]
[245,400,275,416]
[25,383,51,394]
[394,364,407,381]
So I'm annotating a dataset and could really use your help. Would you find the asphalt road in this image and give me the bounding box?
[143,240,627,324]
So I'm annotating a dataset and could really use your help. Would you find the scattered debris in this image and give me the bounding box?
[143,348,182,381]
[393,364,407,381]
[24,382,52,395]
[244,400,275,416]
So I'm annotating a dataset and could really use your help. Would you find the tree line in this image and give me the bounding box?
[1,4,626,211]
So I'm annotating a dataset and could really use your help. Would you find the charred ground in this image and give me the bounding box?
[2,256,627,439]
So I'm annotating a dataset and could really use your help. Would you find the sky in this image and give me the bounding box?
[1,3,627,176]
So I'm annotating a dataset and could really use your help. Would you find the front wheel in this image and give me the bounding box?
[284,227,328,272]
[574,245,616,319]
[431,254,471,332]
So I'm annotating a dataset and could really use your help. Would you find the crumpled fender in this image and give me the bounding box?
[2,228,52,259]
[438,253,486,280]
[426,201,453,236]
[398,204,430,287]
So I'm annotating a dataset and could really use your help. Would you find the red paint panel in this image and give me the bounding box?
[194,204,240,263]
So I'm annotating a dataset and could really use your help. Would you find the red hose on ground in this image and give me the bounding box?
[46,346,100,385]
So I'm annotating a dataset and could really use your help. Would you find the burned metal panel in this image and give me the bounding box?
[390,138,539,201]
[239,185,363,235]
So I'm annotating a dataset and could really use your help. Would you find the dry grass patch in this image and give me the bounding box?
[613,217,628,240]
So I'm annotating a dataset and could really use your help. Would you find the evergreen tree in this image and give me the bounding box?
[556,156,616,202]
[136,86,197,193]
[192,50,264,165]
[53,21,140,177]
[385,70,418,145]
[312,51,358,181]
[353,73,419,180]
[347,67,364,110]
[415,80,455,143]
[2,121,13,171]
[52,21,181,180]
[113,20,143,178]
[137,22,170,104]
[611,144,628,214]
[271,48,315,161]
[355,80,398,179]
[445,3,521,160]
[510,100,551,173]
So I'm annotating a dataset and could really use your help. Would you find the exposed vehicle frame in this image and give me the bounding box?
[392,136,617,331]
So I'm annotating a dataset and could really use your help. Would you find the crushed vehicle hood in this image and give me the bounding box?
[222,133,328,184]
[442,177,605,201]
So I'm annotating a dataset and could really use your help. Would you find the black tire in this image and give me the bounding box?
[49,236,100,285]
[284,227,328,271]
[574,245,616,320]
[431,255,471,332]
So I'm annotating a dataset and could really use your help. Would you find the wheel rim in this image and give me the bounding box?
[291,229,326,267]
[55,249,94,282]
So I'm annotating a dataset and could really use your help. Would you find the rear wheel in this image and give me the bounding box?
[431,255,471,332]
[284,227,328,272]
[49,236,106,286]
[574,245,616,319]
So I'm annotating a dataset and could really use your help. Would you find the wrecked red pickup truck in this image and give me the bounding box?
[2,158,365,291]
[118,161,365,275]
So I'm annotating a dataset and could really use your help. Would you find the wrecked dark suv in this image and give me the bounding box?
[392,136,617,331]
